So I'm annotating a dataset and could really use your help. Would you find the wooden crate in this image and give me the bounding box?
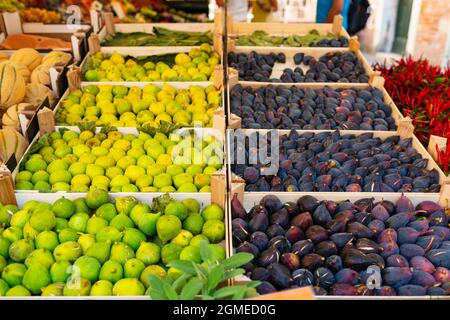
[228,43,374,87]
[1,11,91,62]
[225,128,449,201]
[226,78,403,133]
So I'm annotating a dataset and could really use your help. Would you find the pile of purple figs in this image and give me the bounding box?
[230,85,396,131]
[227,51,369,83]
[231,194,450,296]
[231,130,441,193]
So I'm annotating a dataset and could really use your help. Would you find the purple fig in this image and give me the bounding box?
[285,226,304,243]
[301,253,325,271]
[312,203,332,226]
[426,249,450,268]
[428,226,450,241]
[233,228,248,245]
[386,212,415,230]
[400,243,425,260]
[427,287,446,296]
[257,247,280,267]
[327,218,348,234]
[371,204,390,222]
[376,286,397,296]
[415,201,443,216]
[433,267,450,283]
[367,253,385,269]
[237,241,260,257]
[326,255,343,273]
[395,194,414,213]
[249,205,268,219]
[368,219,385,236]
[397,285,427,296]
[249,212,269,233]
[343,248,378,271]
[379,241,400,259]
[297,195,319,213]
[416,235,442,252]
[283,202,299,218]
[314,267,335,289]
[335,268,360,285]
[407,220,429,232]
[231,193,247,219]
[313,286,328,296]
[315,241,338,257]
[266,224,285,238]
[251,267,271,281]
[410,269,436,287]
[382,267,413,288]
[250,231,269,251]
[324,201,338,216]
[260,195,283,214]
[256,281,277,294]
[377,200,396,216]
[291,212,313,230]
[292,268,314,287]
[356,238,382,254]
[335,210,355,222]
[428,211,448,227]
[355,284,374,296]
[305,225,328,243]
[410,256,436,273]
[329,283,358,296]
[292,239,314,258]
[346,184,362,192]
[268,263,291,289]
[270,208,290,228]
[268,236,291,254]
[354,198,375,213]
[347,221,374,238]
[330,232,354,250]
[386,254,409,268]
[378,228,398,243]
[397,227,429,244]
[281,252,300,271]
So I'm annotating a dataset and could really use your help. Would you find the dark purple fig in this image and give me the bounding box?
[266,224,285,238]
[378,228,398,243]
[386,254,409,268]
[324,201,338,216]
[356,238,382,254]
[415,201,443,216]
[292,268,314,287]
[354,198,375,213]
[346,184,362,192]
[377,200,396,216]
[407,220,429,232]
[268,263,291,289]
[330,233,354,250]
[313,286,328,296]
[270,208,289,228]
[325,255,343,274]
[397,227,427,244]
[426,249,450,268]
[297,195,319,213]
[260,195,283,214]
[382,267,413,288]
[268,236,291,254]
[242,262,255,273]
[291,212,313,230]
[249,212,269,233]
[354,212,373,226]
[376,286,397,296]
[386,212,415,230]
[427,287,446,296]
[397,285,426,296]
[231,193,247,219]
[395,194,414,213]
[251,267,271,281]
[256,281,277,295]
[236,241,260,257]
[379,241,400,259]
[292,239,314,258]
[410,269,436,287]
[249,205,268,219]
[326,218,348,234]
[314,267,335,289]
[441,241,450,249]
[250,231,269,251]
[428,226,450,241]
[285,226,304,243]
[312,203,332,226]
[232,226,249,245]
[315,241,338,257]
[433,267,450,283]
[283,202,299,218]
[410,256,436,273]
[355,284,374,296]
[281,252,300,271]
[368,219,385,236]
[301,253,325,271]
[371,204,390,222]
[341,243,357,257]
[428,211,448,227]
[416,235,442,252]
[232,218,249,231]
[367,253,385,269]
[335,268,360,285]
[329,283,358,295]
[400,243,425,260]
[343,249,378,271]
[257,247,280,267]
[306,225,328,243]
[347,221,374,238]
[335,210,355,222]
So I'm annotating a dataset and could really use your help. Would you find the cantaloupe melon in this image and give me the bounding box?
[30,64,51,86]
[24,83,56,106]
[42,51,72,67]
[0,52,8,63]
[1,103,36,131]
[10,48,42,72]
[0,63,26,110]
[0,61,31,83]
[0,128,28,162]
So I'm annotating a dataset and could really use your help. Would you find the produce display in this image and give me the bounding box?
[236,30,349,47]
[83,45,220,82]
[231,130,441,192]
[231,194,450,296]
[55,84,221,128]
[102,28,212,47]
[375,57,450,175]
[230,85,396,130]
[20,8,61,24]
[0,34,71,50]
[0,193,226,296]
[228,51,369,83]
[0,128,28,163]
[0,0,25,11]
[15,128,223,192]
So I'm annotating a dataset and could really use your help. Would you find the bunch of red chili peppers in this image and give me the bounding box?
[374,56,450,174]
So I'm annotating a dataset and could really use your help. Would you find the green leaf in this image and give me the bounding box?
[199,239,214,263]
[172,274,191,293]
[200,295,215,300]
[141,120,180,137]
[245,281,261,289]
[180,278,204,300]
[434,77,446,85]
[100,125,117,134]
[168,260,197,275]
[77,121,96,133]
[163,282,179,300]
[207,265,224,292]
[222,268,245,281]
[221,253,254,270]
[148,274,168,300]
[151,193,173,213]
[232,286,248,300]
[213,285,247,299]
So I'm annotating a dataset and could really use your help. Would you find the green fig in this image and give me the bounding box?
[85,241,111,264]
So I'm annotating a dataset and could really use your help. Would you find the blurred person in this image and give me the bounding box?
[216,0,249,22]
[316,0,351,29]
[251,0,278,22]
